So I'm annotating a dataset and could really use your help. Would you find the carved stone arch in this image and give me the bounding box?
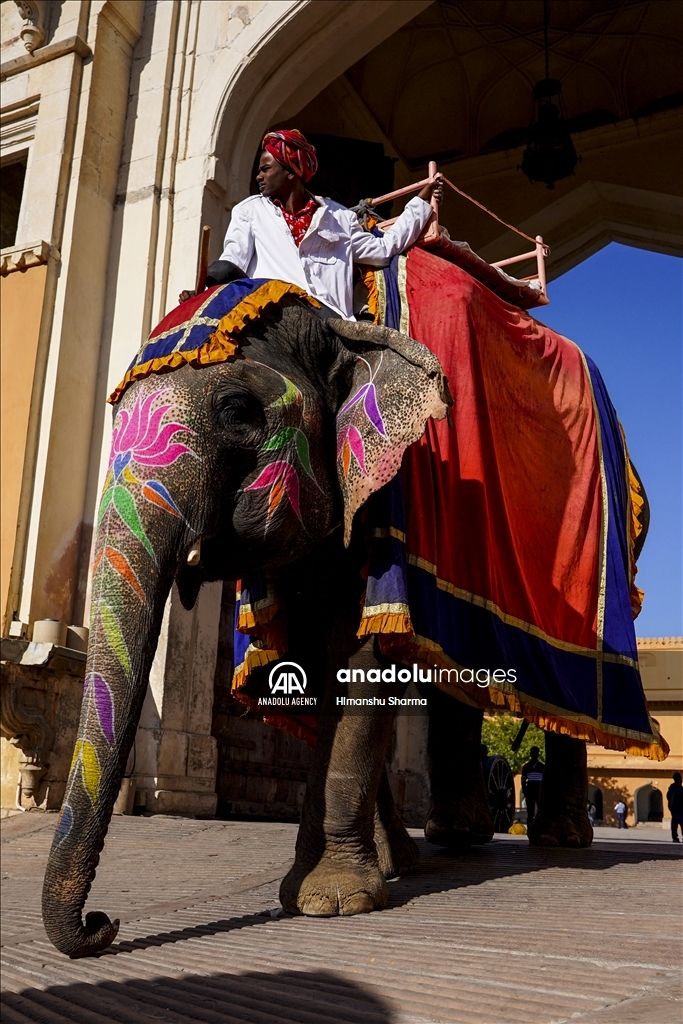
[189,0,432,206]
[480,179,683,280]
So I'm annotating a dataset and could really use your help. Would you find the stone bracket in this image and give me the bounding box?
[0,240,60,276]
[13,1,47,55]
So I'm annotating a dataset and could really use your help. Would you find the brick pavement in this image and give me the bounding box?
[1,813,681,1024]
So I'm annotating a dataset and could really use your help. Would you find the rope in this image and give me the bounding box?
[442,176,548,252]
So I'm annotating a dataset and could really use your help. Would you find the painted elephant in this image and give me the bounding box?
[42,298,596,958]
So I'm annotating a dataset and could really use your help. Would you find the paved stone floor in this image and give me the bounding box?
[1,813,681,1024]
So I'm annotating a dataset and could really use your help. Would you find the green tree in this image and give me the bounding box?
[481,714,545,775]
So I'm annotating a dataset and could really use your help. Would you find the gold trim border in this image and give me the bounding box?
[383,526,638,669]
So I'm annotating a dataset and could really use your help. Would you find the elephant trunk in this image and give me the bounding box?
[42,486,183,957]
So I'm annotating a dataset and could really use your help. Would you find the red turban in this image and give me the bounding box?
[262,129,318,183]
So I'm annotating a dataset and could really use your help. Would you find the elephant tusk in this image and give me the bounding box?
[187,540,201,566]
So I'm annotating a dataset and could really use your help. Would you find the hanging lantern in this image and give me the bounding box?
[520,78,578,189]
[520,0,578,190]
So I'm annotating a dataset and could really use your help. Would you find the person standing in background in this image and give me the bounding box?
[521,746,544,822]
[614,800,627,829]
[667,772,683,842]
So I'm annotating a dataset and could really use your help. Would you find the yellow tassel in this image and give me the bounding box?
[357,612,414,637]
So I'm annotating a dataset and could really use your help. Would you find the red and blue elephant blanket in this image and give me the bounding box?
[354,247,665,759]
[111,254,666,760]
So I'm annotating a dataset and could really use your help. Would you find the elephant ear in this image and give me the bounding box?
[329,319,451,544]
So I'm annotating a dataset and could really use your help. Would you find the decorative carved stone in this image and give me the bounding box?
[13,0,47,54]
[0,240,60,275]
[1,663,54,807]
[1,643,84,811]
[0,669,54,763]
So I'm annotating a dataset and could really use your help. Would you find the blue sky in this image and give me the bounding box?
[535,243,682,638]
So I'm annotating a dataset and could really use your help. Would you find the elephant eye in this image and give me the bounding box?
[212,390,266,440]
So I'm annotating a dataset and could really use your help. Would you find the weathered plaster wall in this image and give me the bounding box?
[22,1,144,629]
[0,264,47,621]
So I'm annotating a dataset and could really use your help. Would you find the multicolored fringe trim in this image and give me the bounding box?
[109,279,320,404]
[232,576,317,746]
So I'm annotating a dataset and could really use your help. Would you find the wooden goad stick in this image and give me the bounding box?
[195,224,211,294]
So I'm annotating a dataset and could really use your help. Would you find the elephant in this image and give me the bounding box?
[42,296,605,958]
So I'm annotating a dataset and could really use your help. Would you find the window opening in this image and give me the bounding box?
[0,156,28,249]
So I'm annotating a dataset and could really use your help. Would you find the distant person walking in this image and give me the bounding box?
[667,772,683,843]
[521,746,544,822]
[614,800,628,828]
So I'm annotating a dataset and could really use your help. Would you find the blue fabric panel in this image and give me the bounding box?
[382,257,402,331]
[130,279,274,371]
[600,659,652,733]
[584,355,638,661]
[405,560,600,720]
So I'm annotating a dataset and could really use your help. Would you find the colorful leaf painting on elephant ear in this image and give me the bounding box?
[338,354,387,437]
[337,424,367,479]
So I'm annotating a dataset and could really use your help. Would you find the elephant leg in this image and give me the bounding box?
[424,687,494,847]
[527,731,593,848]
[280,636,396,917]
[374,764,419,879]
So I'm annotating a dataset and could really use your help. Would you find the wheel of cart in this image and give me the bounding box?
[483,755,515,833]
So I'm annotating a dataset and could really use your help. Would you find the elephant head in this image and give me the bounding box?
[41,301,449,957]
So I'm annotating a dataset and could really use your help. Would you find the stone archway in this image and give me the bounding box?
[634,783,664,824]
[201,1,431,205]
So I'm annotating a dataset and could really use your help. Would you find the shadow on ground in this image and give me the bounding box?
[83,834,683,956]
[1,969,393,1024]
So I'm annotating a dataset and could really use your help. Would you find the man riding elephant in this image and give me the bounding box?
[41,130,665,959]
[181,129,443,317]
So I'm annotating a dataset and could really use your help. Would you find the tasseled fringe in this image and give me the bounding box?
[376,629,669,762]
[109,280,320,404]
[108,336,240,404]
[358,611,413,637]
[483,685,669,761]
[231,643,280,693]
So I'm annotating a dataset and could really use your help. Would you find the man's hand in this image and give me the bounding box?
[179,289,196,304]
[418,173,443,205]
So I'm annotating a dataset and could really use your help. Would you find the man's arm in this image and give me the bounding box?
[349,178,443,266]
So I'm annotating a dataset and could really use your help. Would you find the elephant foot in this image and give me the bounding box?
[527,809,593,848]
[280,856,387,917]
[375,818,420,879]
[424,795,494,848]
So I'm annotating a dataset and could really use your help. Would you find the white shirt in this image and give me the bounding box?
[219,194,433,319]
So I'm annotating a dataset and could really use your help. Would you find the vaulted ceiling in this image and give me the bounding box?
[345,0,682,169]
